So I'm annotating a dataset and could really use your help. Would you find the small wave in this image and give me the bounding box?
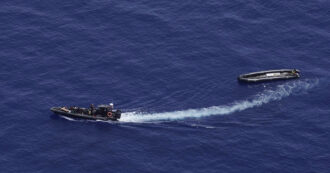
[189,123,216,129]
[120,79,318,123]
[60,116,77,121]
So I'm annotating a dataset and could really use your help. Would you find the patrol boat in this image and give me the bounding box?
[238,69,300,82]
[51,103,121,121]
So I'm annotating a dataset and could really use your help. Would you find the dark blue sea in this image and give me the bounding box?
[1,0,330,172]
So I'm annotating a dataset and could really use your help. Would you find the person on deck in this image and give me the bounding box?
[90,104,94,116]
[109,103,114,112]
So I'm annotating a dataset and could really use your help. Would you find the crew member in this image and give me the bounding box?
[90,104,94,116]
[109,103,114,112]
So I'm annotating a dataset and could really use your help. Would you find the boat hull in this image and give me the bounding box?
[238,69,300,82]
[51,107,120,121]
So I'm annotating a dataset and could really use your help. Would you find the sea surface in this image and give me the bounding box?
[1,0,330,172]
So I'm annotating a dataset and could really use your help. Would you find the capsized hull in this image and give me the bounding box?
[238,69,300,82]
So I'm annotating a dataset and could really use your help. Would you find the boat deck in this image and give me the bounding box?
[51,107,119,121]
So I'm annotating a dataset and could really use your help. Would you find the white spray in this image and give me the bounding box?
[120,79,318,122]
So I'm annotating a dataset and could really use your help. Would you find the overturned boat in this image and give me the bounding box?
[51,103,121,121]
[238,69,300,82]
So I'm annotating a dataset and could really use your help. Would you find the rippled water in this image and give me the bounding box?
[1,1,330,172]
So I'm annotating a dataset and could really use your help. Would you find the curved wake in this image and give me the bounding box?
[120,79,318,123]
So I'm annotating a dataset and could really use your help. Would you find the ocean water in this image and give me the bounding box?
[1,0,330,172]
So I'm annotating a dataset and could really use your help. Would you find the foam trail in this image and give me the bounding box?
[120,79,318,123]
[61,116,77,121]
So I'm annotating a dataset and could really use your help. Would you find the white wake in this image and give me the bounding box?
[120,79,318,123]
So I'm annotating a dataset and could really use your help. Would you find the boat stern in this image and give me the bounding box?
[114,110,121,120]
